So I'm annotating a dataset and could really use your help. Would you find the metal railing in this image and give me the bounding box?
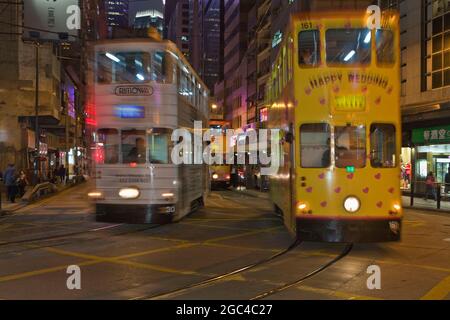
[407,180,450,210]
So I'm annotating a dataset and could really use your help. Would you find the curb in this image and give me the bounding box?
[403,205,450,214]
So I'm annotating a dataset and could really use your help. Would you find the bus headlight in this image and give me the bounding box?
[212,174,219,180]
[119,188,140,199]
[344,196,360,213]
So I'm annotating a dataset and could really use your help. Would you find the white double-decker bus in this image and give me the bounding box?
[87,38,209,224]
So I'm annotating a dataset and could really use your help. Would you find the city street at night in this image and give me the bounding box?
[2,0,450,308]
[0,182,449,300]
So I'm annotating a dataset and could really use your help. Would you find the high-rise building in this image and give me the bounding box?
[104,0,129,27]
[134,9,165,36]
[167,0,192,58]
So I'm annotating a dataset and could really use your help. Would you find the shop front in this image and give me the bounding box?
[405,124,450,195]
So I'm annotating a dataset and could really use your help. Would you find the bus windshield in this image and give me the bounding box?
[326,29,371,65]
[97,51,173,84]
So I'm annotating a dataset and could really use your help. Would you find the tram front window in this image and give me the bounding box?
[98,129,119,164]
[300,123,331,168]
[122,130,146,164]
[370,124,396,168]
[326,29,371,65]
[335,126,366,168]
[96,51,173,84]
[148,129,171,164]
[376,30,395,65]
[298,30,321,67]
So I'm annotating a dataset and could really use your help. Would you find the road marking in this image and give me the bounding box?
[443,238,450,242]
[115,243,197,260]
[296,285,382,300]
[91,224,124,231]
[204,226,282,244]
[41,246,206,276]
[421,275,450,300]
[0,260,99,283]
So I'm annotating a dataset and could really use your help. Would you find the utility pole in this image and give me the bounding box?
[34,42,40,184]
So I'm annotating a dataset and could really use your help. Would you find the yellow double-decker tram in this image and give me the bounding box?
[267,11,401,242]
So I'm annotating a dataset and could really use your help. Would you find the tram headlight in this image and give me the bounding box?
[88,191,103,199]
[212,174,219,180]
[118,188,140,199]
[344,196,360,213]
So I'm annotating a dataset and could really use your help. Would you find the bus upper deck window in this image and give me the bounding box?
[370,124,396,168]
[298,30,321,67]
[335,126,366,168]
[300,123,331,168]
[376,30,395,65]
[326,29,371,65]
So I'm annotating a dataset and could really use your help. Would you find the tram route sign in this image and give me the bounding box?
[114,86,154,96]
[412,125,450,144]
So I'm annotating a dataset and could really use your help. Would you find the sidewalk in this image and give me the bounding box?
[0,180,86,216]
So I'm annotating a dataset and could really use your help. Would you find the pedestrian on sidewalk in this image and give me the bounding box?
[17,170,29,198]
[3,164,18,203]
[424,171,437,201]
[58,165,66,185]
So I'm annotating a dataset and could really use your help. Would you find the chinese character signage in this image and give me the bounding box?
[412,125,450,144]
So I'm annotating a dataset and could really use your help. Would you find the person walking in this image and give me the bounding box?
[3,164,18,203]
[424,171,437,201]
[17,170,29,198]
[58,165,66,184]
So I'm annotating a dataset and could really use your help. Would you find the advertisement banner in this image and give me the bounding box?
[23,0,80,41]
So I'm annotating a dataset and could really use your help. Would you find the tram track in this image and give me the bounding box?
[0,223,161,248]
[140,239,302,300]
[250,243,353,300]
[141,242,353,300]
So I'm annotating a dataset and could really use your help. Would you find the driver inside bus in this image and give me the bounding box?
[128,137,146,163]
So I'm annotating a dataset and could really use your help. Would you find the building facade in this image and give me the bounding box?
[104,0,129,27]
[133,9,165,36]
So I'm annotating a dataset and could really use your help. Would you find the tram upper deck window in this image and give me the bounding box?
[148,129,172,164]
[298,30,321,67]
[326,29,371,65]
[122,130,146,164]
[370,124,396,168]
[376,30,395,65]
[300,123,331,168]
[98,129,119,164]
[335,126,366,168]
[97,51,173,84]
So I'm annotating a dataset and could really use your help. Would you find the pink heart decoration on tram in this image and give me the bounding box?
[376,201,383,208]
[387,86,393,94]
[318,173,325,179]
[306,187,313,193]
[375,96,382,105]
[334,187,341,194]
[347,173,354,180]
[375,173,382,180]
[305,87,312,95]
[319,97,326,105]
[363,187,369,194]
[333,86,340,93]
[388,187,395,194]
[362,86,368,93]
[320,201,328,208]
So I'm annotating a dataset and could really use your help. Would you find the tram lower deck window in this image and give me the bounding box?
[370,124,396,168]
[335,126,366,168]
[97,129,119,164]
[300,123,331,168]
[122,130,146,164]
